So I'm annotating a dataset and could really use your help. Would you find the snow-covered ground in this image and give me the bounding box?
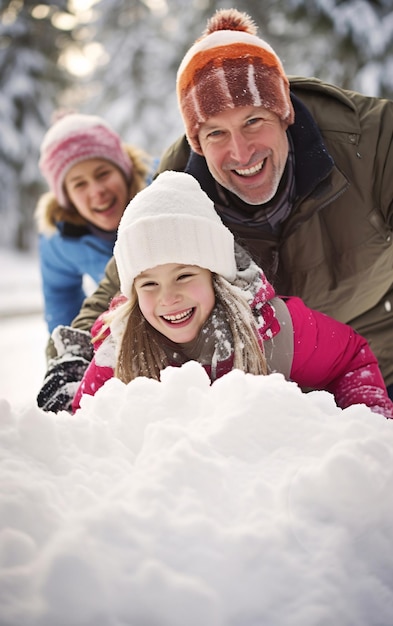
[0,248,47,409]
[1,248,393,626]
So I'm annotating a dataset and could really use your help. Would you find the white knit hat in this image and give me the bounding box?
[114,171,237,296]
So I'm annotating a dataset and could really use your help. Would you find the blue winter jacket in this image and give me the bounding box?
[38,223,115,332]
[36,143,158,334]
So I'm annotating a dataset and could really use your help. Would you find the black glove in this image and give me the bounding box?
[37,326,94,413]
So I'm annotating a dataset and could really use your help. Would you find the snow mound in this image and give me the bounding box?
[1,362,392,626]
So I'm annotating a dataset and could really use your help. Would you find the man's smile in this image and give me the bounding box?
[234,159,266,177]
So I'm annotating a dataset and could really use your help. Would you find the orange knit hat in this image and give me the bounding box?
[176,9,295,154]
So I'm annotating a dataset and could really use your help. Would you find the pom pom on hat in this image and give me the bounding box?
[39,113,133,208]
[177,8,295,154]
[114,171,237,296]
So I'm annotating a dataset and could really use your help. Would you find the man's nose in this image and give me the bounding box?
[228,131,253,163]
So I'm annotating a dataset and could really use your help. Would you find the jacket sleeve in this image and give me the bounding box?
[71,320,117,413]
[286,296,393,418]
[39,234,85,333]
[71,297,126,412]
[71,256,120,332]
[156,134,190,176]
[71,356,114,413]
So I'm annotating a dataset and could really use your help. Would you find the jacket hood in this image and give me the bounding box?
[35,191,85,236]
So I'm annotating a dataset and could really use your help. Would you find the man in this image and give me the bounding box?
[38,8,393,411]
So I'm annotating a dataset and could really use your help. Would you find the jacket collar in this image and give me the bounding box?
[58,220,117,244]
[289,93,334,198]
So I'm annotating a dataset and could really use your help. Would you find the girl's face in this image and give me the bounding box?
[64,158,129,231]
[134,263,215,344]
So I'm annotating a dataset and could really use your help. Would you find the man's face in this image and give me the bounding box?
[198,106,289,206]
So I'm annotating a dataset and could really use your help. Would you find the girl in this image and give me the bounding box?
[36,112,155,334]
[72,171,393,419]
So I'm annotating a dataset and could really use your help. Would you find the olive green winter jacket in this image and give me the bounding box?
[71,77,393,387]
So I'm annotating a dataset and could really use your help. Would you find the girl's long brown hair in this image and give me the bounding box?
[107,274,267,384]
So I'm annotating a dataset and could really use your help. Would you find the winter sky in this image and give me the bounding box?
[1,249,393,626]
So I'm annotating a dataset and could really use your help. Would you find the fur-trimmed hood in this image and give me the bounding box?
[35,143,153,236]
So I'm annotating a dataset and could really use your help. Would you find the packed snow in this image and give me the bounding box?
[0,249,47,410]
[1,250,393,626]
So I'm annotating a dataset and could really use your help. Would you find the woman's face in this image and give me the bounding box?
[134,263,215,344]
[64,158,130,231]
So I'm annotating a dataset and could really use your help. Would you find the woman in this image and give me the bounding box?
[71,171,393,419]
[36,112,154,334]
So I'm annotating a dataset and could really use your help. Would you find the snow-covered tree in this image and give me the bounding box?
[81,0,393,161]
[1,0,391,250]
[78,0,217,158]
[0,0,77,250]
[284,0,393,97]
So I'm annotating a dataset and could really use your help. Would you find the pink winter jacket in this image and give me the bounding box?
[286,296,392,417]
[72,287,393,419]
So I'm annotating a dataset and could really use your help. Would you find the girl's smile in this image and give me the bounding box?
[134,263,215,344]
[161,307,195,324]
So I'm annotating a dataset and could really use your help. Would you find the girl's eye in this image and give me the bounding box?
[136,280,157,289]
[177,273,193,280]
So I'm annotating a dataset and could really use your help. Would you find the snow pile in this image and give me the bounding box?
[1,362,393,626]
[0,249,43,318]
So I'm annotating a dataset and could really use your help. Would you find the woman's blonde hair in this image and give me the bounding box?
[104,273,267,384]
[124,144,153,202]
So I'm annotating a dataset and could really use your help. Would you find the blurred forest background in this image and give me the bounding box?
[1,0,393,252]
